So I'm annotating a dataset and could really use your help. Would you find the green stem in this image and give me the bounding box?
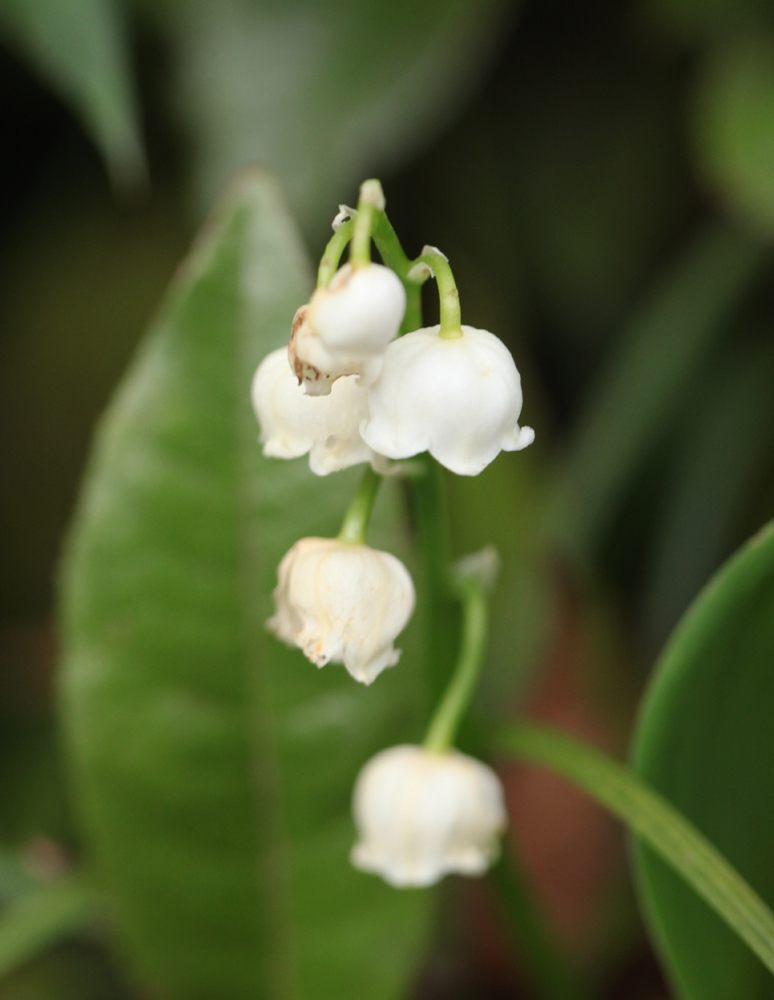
[316,184,437,332]
[372,211,413,277]
[415,249,462,338]
[371,210,427,334]
[317,218,354,288]
[410,455,457,701]
[424,576,488,752]
[338,466,382,545]
[496,723,774,980]
[490,854,590,1000]
[349,179,385,268]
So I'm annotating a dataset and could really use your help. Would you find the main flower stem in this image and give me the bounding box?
[415,249,462,338]
[349,179,385,268]
[317,218,354,288]
[316,182,452,336]
[423,575,489,752]
[338,466,382,545]
[372,211,427,334]
[316,192,428,329]
[410,455,457,703]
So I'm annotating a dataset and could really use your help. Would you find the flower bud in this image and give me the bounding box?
[361,326,535,476]
[251,347,374,475]
[351,745,507,887]
[309,263,406,357]
[289,307,381,397]
[290,264,406,395]
[268,538,415,685]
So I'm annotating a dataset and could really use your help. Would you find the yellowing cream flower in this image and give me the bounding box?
[291,264,406,395]
[361,325,534,476]
[351,745,507,886]
[251,347,374,476]
[268,538,415,685]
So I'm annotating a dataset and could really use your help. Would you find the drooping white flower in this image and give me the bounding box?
[291,264,406,395]
[351,745,507,887]
[361,325,535,476]
[268,538,415,685]
[251,347,375,476]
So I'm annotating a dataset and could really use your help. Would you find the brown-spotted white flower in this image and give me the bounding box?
[291,264,406,395]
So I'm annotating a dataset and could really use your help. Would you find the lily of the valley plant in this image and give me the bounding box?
[251,179,533,888]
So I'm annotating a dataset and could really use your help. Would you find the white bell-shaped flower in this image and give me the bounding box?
[351,745,507,887]
[291,265,406,395]
[251,347,375,476]
[362,326,535,476]
[268,538,415,684]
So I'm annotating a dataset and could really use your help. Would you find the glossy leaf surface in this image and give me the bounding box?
[59,171,431,1000]
[633,520,774,998]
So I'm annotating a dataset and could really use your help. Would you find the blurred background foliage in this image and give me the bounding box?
[1,0,774,996]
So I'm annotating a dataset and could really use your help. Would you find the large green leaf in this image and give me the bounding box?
[149,0,510,230]
[639,340,774,657]
[632,520,774,998]
[497,723,774,984]
[0,0,144,186]
[59,171,432,1000]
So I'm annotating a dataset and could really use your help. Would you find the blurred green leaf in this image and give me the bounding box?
[498,722,774,986]
[0,719,72,848]
[559,220,767,562]
[0,945,129,1000]
[643,0,766,44]
[151,0,510,231]
[59,170,432,1000]
[0,853,36,907]
[0,876,100,981]
[640,339,774,657]
[695,36,774,235]
[633,520,774,998]
[0,0,145,187]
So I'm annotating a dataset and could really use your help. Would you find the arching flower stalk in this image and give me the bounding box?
[351,552,508,887]
[290,181,406,394]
